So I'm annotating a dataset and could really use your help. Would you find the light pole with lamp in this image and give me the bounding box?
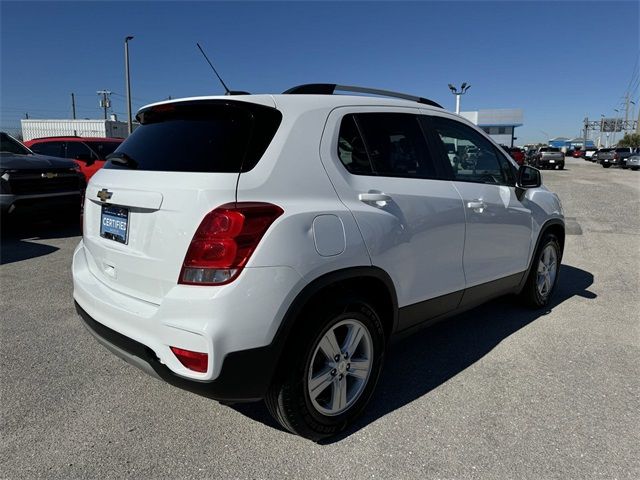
[448,83,471,114]
[125,36,134,135]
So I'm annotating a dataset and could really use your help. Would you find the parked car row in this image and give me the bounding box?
[584,147,639,169]
[24,136,123,180]
[0,132,85,221]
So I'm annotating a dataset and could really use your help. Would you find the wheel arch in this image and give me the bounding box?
[517,218,565,293]
[266,266,398,381]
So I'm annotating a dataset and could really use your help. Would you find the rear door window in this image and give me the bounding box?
[87,141,121,159]
[105,101,282,173]
[337,112,439,179]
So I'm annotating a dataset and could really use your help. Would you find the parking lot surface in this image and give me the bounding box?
[1,157,638,479]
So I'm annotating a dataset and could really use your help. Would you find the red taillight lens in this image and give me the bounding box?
[170,346,208,373]
[179,202,284,285]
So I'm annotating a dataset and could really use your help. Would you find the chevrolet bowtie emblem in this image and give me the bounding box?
[97,188,113,202]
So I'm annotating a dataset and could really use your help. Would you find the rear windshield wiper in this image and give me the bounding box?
[107,152,138,169]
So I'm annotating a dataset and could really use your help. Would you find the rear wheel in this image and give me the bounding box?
[265,298,385,441]
[602,164,611,168]
[520,233,561,308]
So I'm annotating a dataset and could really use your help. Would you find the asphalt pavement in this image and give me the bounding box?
[1,157,638,479]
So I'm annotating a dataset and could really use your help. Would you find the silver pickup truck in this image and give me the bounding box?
[532,147,565,170]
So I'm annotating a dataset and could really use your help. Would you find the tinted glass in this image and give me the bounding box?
[87,141,121,159]
[540,147,560,152]
[430,116,507,185]
[354,113,437,179]
[65,142,95,159]
[105,101,282,173]
[29,141,65,158]
[337,114,373,174]
[0,133,31,154]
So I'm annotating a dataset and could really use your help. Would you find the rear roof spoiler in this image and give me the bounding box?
[283,83,444,109]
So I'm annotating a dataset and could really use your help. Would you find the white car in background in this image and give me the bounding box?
[72,84,565,440]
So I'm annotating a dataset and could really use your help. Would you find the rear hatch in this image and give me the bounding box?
[82,99,282,304]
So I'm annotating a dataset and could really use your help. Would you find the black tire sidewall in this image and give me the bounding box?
[282,300,385,438]
[530,234,561,307]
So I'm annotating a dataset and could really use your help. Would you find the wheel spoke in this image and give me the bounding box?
[347,359,370,379]
[331,378,347,411]
[309,368,334,399]
[318,330,341,360]
[343,324,364,357]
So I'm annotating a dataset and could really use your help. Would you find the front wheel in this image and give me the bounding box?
[266,299,385,441]
[602,163,611,168]
[520,233,561,308]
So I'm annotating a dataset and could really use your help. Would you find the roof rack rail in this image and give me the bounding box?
[282,83,443,109]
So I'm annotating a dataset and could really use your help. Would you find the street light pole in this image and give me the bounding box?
[125,36,134,135]
[448,83,471,114]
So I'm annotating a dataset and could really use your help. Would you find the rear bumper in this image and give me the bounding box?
[75,301,277,401]
[72,239,303,400]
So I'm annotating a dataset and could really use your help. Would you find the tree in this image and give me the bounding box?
[617,133,640,148]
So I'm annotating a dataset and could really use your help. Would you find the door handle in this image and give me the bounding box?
[467,200,486,212]
[359,193,392,202]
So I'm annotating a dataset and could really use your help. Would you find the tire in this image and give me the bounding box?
[631,167,639,171]
[520,233,561,308]
[265,298,385,441]
[602,164,611,168]
[557,163,564,170]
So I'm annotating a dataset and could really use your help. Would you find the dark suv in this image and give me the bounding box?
[0,132,84,220]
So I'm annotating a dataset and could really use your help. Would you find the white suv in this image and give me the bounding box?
[72,84,564,440]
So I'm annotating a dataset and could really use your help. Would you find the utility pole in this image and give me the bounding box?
[583,117,589,149]
[71,93,76,119]
[97,90,112,120]
[25,112,29,119]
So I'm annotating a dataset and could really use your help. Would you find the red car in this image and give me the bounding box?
[24,136,123,180]
[508,147,525,165]
[572,149,583,158]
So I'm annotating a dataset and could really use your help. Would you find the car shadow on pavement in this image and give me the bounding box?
[0,220,80,265]
[230,264,596,442]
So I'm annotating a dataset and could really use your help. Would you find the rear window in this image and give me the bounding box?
[540,147,560,152]
[615,148,631,153]
[105,101,282,173]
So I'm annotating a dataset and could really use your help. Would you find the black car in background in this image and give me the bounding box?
[0,132,85,221]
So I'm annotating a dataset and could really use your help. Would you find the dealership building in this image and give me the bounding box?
[460,109,523,147]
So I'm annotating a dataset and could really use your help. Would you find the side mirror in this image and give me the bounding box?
[517,165,541,188]
[75,153,95,166]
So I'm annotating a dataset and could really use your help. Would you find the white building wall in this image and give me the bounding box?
[21,119,135,141]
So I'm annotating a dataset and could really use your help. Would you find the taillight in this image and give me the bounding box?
[170,346,208,373]
[179,202,284,285]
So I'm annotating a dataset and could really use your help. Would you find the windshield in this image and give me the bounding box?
[0,132,32,155]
